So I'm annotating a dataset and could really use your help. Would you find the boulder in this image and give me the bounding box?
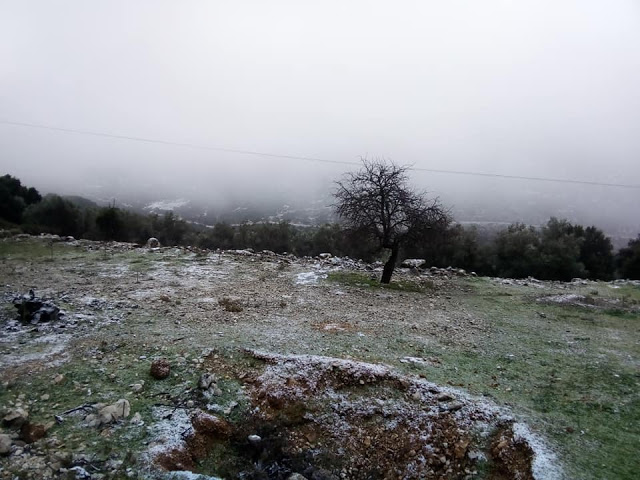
[3,407,28,427]
[401,259,426,269]
[146,237,160,248]
[0,434,12,455]
[85,399,131,427]
[13,291,61,324]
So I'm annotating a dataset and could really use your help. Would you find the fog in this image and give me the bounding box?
[1,1,639,233]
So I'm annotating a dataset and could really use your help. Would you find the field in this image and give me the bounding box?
[0,237,638,479]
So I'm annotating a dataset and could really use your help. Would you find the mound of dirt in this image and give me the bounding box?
[147,352,561,480]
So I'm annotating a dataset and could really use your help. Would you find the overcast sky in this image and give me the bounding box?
[1,1,639,219]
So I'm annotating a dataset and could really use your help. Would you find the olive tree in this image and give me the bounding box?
[334,158,449,283]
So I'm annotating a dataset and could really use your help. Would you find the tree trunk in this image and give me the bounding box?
[381,245,399,284]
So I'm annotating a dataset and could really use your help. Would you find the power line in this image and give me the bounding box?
[1,119,639,190]
[0,120,354,167]
[408,167,640,189]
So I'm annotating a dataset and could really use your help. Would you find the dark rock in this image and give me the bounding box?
[13,291,61,324]
[436,393,454,402]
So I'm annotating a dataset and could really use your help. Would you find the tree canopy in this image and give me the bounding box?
[334,159,449,283]
[0,174,41,224]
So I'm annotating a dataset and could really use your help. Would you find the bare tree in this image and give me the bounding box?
[334,158,449,283]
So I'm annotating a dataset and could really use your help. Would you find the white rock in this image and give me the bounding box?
[401,259,426,268]
[0,434,12,455]
[130,383,143,393]
[129,412,144,426]
[86,399,131,427]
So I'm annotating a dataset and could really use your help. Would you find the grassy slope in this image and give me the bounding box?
[1,240,638,479]
[403,278,639,480]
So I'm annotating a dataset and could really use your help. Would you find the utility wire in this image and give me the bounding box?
[1,119,639,190]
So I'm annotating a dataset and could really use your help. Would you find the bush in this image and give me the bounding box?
[494,223,541,278]
[0,175,41,224]
[537,218,586,281]
[23,194,81,237]
[150,212,188,246]
[579,226,614,280]
[616,236,640,279]
[95,206,125,241]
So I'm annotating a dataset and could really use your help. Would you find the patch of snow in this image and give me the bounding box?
[0,334,72,368]
[400,356,428,365]
[512,422,565,480]
[144,407,192,460]
[145,199,190,211]
[295,270,328,285]
[538,294,595,307]
[165,472,221,480]
[230,249,254,256]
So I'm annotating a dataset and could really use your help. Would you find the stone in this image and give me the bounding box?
[436,393,455,402]
[150,359,171,379]
[129,412,144,426]
[130,383,144,393]
[191,412,231,438]
[198,373,217,390]
[13,292,61,324]
[69,466,91,479]
[146,237,160,248]
[248,434,262,445]
[0,434,11,455]
[310,468,338,480]
[401,259,427,269]
[454,439,470,459]
[287,474,308,480]
[86,399,131,427]
[3,407,28,427]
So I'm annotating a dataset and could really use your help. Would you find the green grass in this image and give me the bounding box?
[0,239,72,261]
[0,340,209,477]
[391,277,640,480]
[327,271,429,292]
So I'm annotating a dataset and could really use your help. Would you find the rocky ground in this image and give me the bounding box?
[0,235,638,479]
